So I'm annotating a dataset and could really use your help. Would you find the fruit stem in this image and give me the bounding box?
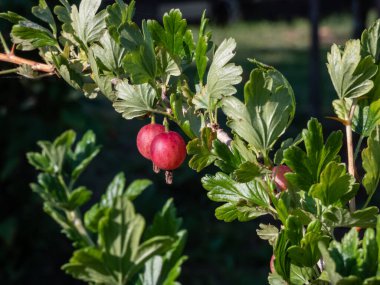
[151,115,156,124]
[165,171,173,184]
[163,117,170,132]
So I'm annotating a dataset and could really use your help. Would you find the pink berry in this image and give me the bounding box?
[150,131,186,171]
[272,165,292,191]
[136,123,165,160]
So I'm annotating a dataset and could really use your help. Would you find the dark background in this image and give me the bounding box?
[0,0,378,284]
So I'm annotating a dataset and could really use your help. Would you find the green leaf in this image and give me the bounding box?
[125,179,152,201]
[67,186,92,210]
[101,172,126,207]
[91,30,126,75]
[106,0,135,42]
[323,206,379,228]
[274,135,303,165]
[233,161,262,183]
[362,127,380,200]
[138,256,163,285]
[327,40,377,99]
[283,118,343,191]
[113,80,157,119]
[187,127,217,172]
[84,203,107,233]
[357,228,378,279]
[195,11,210,83]
[62,247,114,284]
[362,19,380,63]
[87,49,115,100]
[99,196,173,283]
[309,161,357,206]
[222,63,295,155]
[70,0,106,47]
[318,242,343,284]
[123,21,157,84]
[0,11,27,24]
[290,265,316,285]
[193,38,242,110]
[352,98,380,137]
[32,0,57,37]
[287,220,329,267]
[148,9,188,57]
[170,92,200,139]
[71,130,100,182]
[11,21,58,50]
[274,230,291,281]
[212,139,243,174]
[145,199,182,239]
[202,173,270,222]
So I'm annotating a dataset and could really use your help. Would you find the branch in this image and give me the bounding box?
[346,99,357,212]
[0,52,55,74]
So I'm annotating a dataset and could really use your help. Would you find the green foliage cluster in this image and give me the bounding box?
[2,0,380,283]
[27,130,187,285]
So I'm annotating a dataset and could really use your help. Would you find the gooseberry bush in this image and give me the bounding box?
[2,0,380,284]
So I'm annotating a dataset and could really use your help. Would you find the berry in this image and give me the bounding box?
[272,165,292,191]
[136,123,165,160]
[150,131,186,171]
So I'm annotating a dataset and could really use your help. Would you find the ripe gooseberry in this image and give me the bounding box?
[136,123,165,160]
[272,165,292,191]
[150,131,186,184]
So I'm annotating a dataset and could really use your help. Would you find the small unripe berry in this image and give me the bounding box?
[272,165,291,191]
[136,123,165,160]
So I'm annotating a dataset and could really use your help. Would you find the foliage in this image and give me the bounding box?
[27,130,187,285]
[2,0,380,284]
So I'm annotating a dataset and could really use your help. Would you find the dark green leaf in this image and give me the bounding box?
[362,19,380,63]
[62,247,114,284]
[67,187,92,210]
[309,161,357,206]
[362,127,380,200]
[12,21,58,50]
[283,118,343,191]
[195,11,210,83]
[233,161,262,183]
[323,206,379,228]
[187,127,217,172]
[125,179,152,201]
[0,11,27,24]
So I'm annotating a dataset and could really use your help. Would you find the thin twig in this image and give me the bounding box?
[0,52,55,73]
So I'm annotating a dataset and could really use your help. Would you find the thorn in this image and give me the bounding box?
[10,44,15,55]
[0,32,10,54]
[325,116,349,126]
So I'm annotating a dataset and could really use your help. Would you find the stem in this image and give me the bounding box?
[0,33,10,54]
[0,68,19,75]
[354,134,364,162]
[0,52,54,73]
[68,210,95,247]
[346,100,357,212]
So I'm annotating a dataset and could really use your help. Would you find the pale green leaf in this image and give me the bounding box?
[223,64,295,155]
[193,38,242,110]
[327,40,377,99]
[113,80,157,119]
[32,0,57,36]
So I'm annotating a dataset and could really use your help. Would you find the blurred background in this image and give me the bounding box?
[0,0,379,284]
